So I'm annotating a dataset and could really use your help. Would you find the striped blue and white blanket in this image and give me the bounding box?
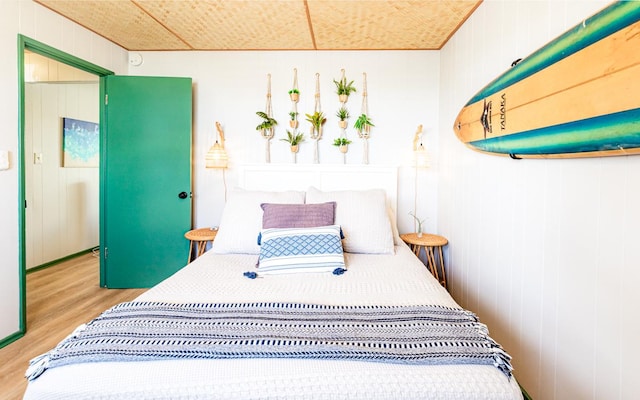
[26,301,513,381]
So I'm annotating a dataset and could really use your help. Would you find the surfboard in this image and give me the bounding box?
[453,1,640,159]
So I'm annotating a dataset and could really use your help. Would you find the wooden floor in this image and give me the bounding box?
[0,253,147,399]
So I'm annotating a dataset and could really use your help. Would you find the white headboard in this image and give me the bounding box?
[238,164,398,217]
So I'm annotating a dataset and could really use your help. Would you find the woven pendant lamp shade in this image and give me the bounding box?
[414,143,429,168]
[206,122,228,169]
[206,142,228,169]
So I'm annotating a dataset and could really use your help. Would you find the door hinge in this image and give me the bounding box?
[104,247,108,259]
[105,94,108,105]
[25,200,27,209]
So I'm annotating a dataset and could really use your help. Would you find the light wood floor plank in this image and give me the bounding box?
[0,253,146,399]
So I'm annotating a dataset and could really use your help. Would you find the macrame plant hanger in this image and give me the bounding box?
[357,72,370,164]
[338,68,348,164]
[310,73,323,164]
[261,73,275,163]
[290,68,299,163]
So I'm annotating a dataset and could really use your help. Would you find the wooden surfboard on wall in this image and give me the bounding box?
[453,1,640,159]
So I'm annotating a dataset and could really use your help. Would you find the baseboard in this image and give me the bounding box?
[26,247,98,275]
[519,380,533,400]
[0,329,24,349]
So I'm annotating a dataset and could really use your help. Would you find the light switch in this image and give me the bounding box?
[0,150,9,170]
[34,152,43,164]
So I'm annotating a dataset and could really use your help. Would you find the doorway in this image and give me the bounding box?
[24,50,100,270]
[17,35,113,335]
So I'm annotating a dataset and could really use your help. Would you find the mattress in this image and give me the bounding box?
[23,244,523,400]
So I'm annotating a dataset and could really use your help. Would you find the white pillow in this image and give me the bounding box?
[212,188,305,254]
[306,187,395,254]
[387,206,402,245]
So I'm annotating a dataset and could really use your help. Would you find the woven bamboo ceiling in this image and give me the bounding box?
[34,0,482,51]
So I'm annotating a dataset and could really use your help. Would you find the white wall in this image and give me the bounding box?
[129,51,440,235]
[25,82,100,269]
[439,1,639,399]
[0,0,128,341]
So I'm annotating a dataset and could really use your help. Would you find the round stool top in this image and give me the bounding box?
[185,227,218,241]
[400,233,448,247]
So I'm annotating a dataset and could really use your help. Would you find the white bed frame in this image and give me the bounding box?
[238,164,398,217]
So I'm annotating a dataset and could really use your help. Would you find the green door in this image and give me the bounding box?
[100,76,192,288]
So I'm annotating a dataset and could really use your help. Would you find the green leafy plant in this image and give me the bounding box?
[255,111,277,131]
[288,88,299,95]
[333,137,352,146]
[281,130,305,145]
[353,113,374,132]
[335,107,350,121]
[289,111,298,121]
[333,77,357,96]
[305,111,326,129]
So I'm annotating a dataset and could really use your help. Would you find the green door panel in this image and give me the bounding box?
[101,76,192,288]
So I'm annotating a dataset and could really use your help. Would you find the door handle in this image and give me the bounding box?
[178,191,188,199]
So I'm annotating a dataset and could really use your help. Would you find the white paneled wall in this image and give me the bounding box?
[129,50,441,236]
[0,0,128,342]
[25,82,99,269]
[439,1,639,399]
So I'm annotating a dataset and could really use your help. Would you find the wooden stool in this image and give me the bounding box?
[400,233,448,289]
[184,228,218,263]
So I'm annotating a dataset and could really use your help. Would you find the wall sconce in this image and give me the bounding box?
[206,122,228,203]
[412,124,429,168]
[206,122,228,169]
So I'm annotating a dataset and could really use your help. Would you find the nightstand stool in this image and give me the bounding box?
[185,227,218,263]
[400,233,448,289]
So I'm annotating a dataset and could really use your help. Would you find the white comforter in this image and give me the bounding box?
[24,244,523,400]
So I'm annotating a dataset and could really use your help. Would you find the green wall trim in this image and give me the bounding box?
[0,330,24,349]
[4,34,115,349]
[16,35,27,346]
[26,247,98,275]
[19,35,114,77]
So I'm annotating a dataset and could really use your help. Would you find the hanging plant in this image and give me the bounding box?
[281,130,304,145]
[336,107,349,129]
[333,77,356,103]
[333,137,352,146]
[333,137,352,154]
[354,113,374,134]
[288,88,299,102]
[256,111,277,137]
[310,72,323,164]
[289,111,299,128]
[281,130,304,153]
[305,111,326,131]
[357,72,371,164]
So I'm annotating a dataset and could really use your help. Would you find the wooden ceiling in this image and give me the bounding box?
[34,0,482,51]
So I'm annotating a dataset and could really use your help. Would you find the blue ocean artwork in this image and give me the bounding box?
[63,117,99,167]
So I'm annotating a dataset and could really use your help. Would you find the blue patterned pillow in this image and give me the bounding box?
[257,225,346,275]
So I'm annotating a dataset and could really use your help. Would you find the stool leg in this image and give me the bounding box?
[437,246,447,289]
[188,241,194,263]
[197,241,207,257]
[426,246,438,281]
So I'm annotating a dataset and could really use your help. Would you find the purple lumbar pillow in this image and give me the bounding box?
[260,202,336,229]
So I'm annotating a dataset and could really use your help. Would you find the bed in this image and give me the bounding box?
[23,165,523,400]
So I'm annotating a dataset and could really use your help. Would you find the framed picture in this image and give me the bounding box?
[62,117,99,167]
